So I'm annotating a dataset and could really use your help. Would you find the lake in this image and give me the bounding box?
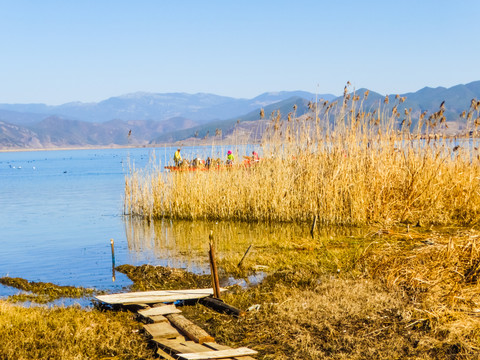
[0,145,266,298]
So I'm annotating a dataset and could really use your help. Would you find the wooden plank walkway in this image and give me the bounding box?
[95,288,225,305]
[95,289,257,360]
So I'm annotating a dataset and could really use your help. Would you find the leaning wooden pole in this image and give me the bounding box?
[310,215,317,239]
[208,231,221,299]
[237,244,252,268]
[199,296,246,317]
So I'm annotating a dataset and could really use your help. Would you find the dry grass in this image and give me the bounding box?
[2,227,478,359]
[178,228,480,359]
[6,87,480,359]
[117,223,480,359]
[184,277,420,360]
[364,228,480,355]
[125,88,480,226]
[0,301,156,360]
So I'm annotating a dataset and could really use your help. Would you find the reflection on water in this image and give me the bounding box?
[124,217,368,276]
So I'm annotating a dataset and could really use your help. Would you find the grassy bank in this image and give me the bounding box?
[125,90,480,226]
[1,226,479,359]
[0,301,156,359]
[140,227,480,359]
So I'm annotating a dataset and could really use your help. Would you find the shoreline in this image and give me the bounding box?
[0,139,260,153]
[0,144,161,153]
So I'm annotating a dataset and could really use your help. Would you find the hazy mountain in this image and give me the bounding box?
[0,90,324,124]
[11,116,198,148]
[339,82,480,128]
[151,96,316,144]
[1,82,480,150]
[151,81,480,145]
[0,121,42,148]
[0,109,46,125]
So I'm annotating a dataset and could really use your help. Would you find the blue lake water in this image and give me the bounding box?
[0,145,261,298]
[0,147,175,295]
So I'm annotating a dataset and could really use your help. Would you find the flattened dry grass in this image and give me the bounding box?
[365,228,480,356]
[0,301,156,360]
[183,276,418,360]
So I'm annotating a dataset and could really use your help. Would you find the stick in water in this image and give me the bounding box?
[237,244,253,268]
[111,238,116,282]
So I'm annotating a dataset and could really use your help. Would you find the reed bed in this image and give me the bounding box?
[125,88,480,226]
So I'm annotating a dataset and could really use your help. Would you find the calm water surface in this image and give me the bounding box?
[0,147,172,295]
[0,145,264,297]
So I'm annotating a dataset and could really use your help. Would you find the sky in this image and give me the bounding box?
[1,0,479,105]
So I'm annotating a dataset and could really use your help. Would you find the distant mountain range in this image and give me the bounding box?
[0,81,479,150]
[0,91,322,124]
[0,91,328,149]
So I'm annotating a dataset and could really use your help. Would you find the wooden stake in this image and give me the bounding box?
[237,244,252,268]
[110,238,116,282]
[310,215,317,239]
[208,231,221,299]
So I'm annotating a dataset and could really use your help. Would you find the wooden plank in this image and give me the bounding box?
[166,313,214,344]
[148,314,169,323]
[178,347,258,360]
[144,322,181,340]
[203,343,256,360]
[156,339,212,354]
[156,347,177,360]
[95,288,225,305]
[202,343,232,350]
[138,304,182,317]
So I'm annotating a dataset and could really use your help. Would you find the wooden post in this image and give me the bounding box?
[310,215,317,239]
[237,244,252,268]
[110,238,116,282]
[199,296,246,317]
[208,231,221,299]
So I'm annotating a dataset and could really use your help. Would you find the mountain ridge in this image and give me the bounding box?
[1,82,479,150]
[0,90,326,124]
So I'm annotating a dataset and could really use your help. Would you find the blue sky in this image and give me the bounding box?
[1,0,479,104]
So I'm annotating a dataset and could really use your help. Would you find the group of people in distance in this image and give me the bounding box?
[173,148,259,168]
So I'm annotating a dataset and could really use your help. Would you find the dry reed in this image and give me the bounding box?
[125,89,480,226]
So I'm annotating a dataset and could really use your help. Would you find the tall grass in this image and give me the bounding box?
[125,86,480,226]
